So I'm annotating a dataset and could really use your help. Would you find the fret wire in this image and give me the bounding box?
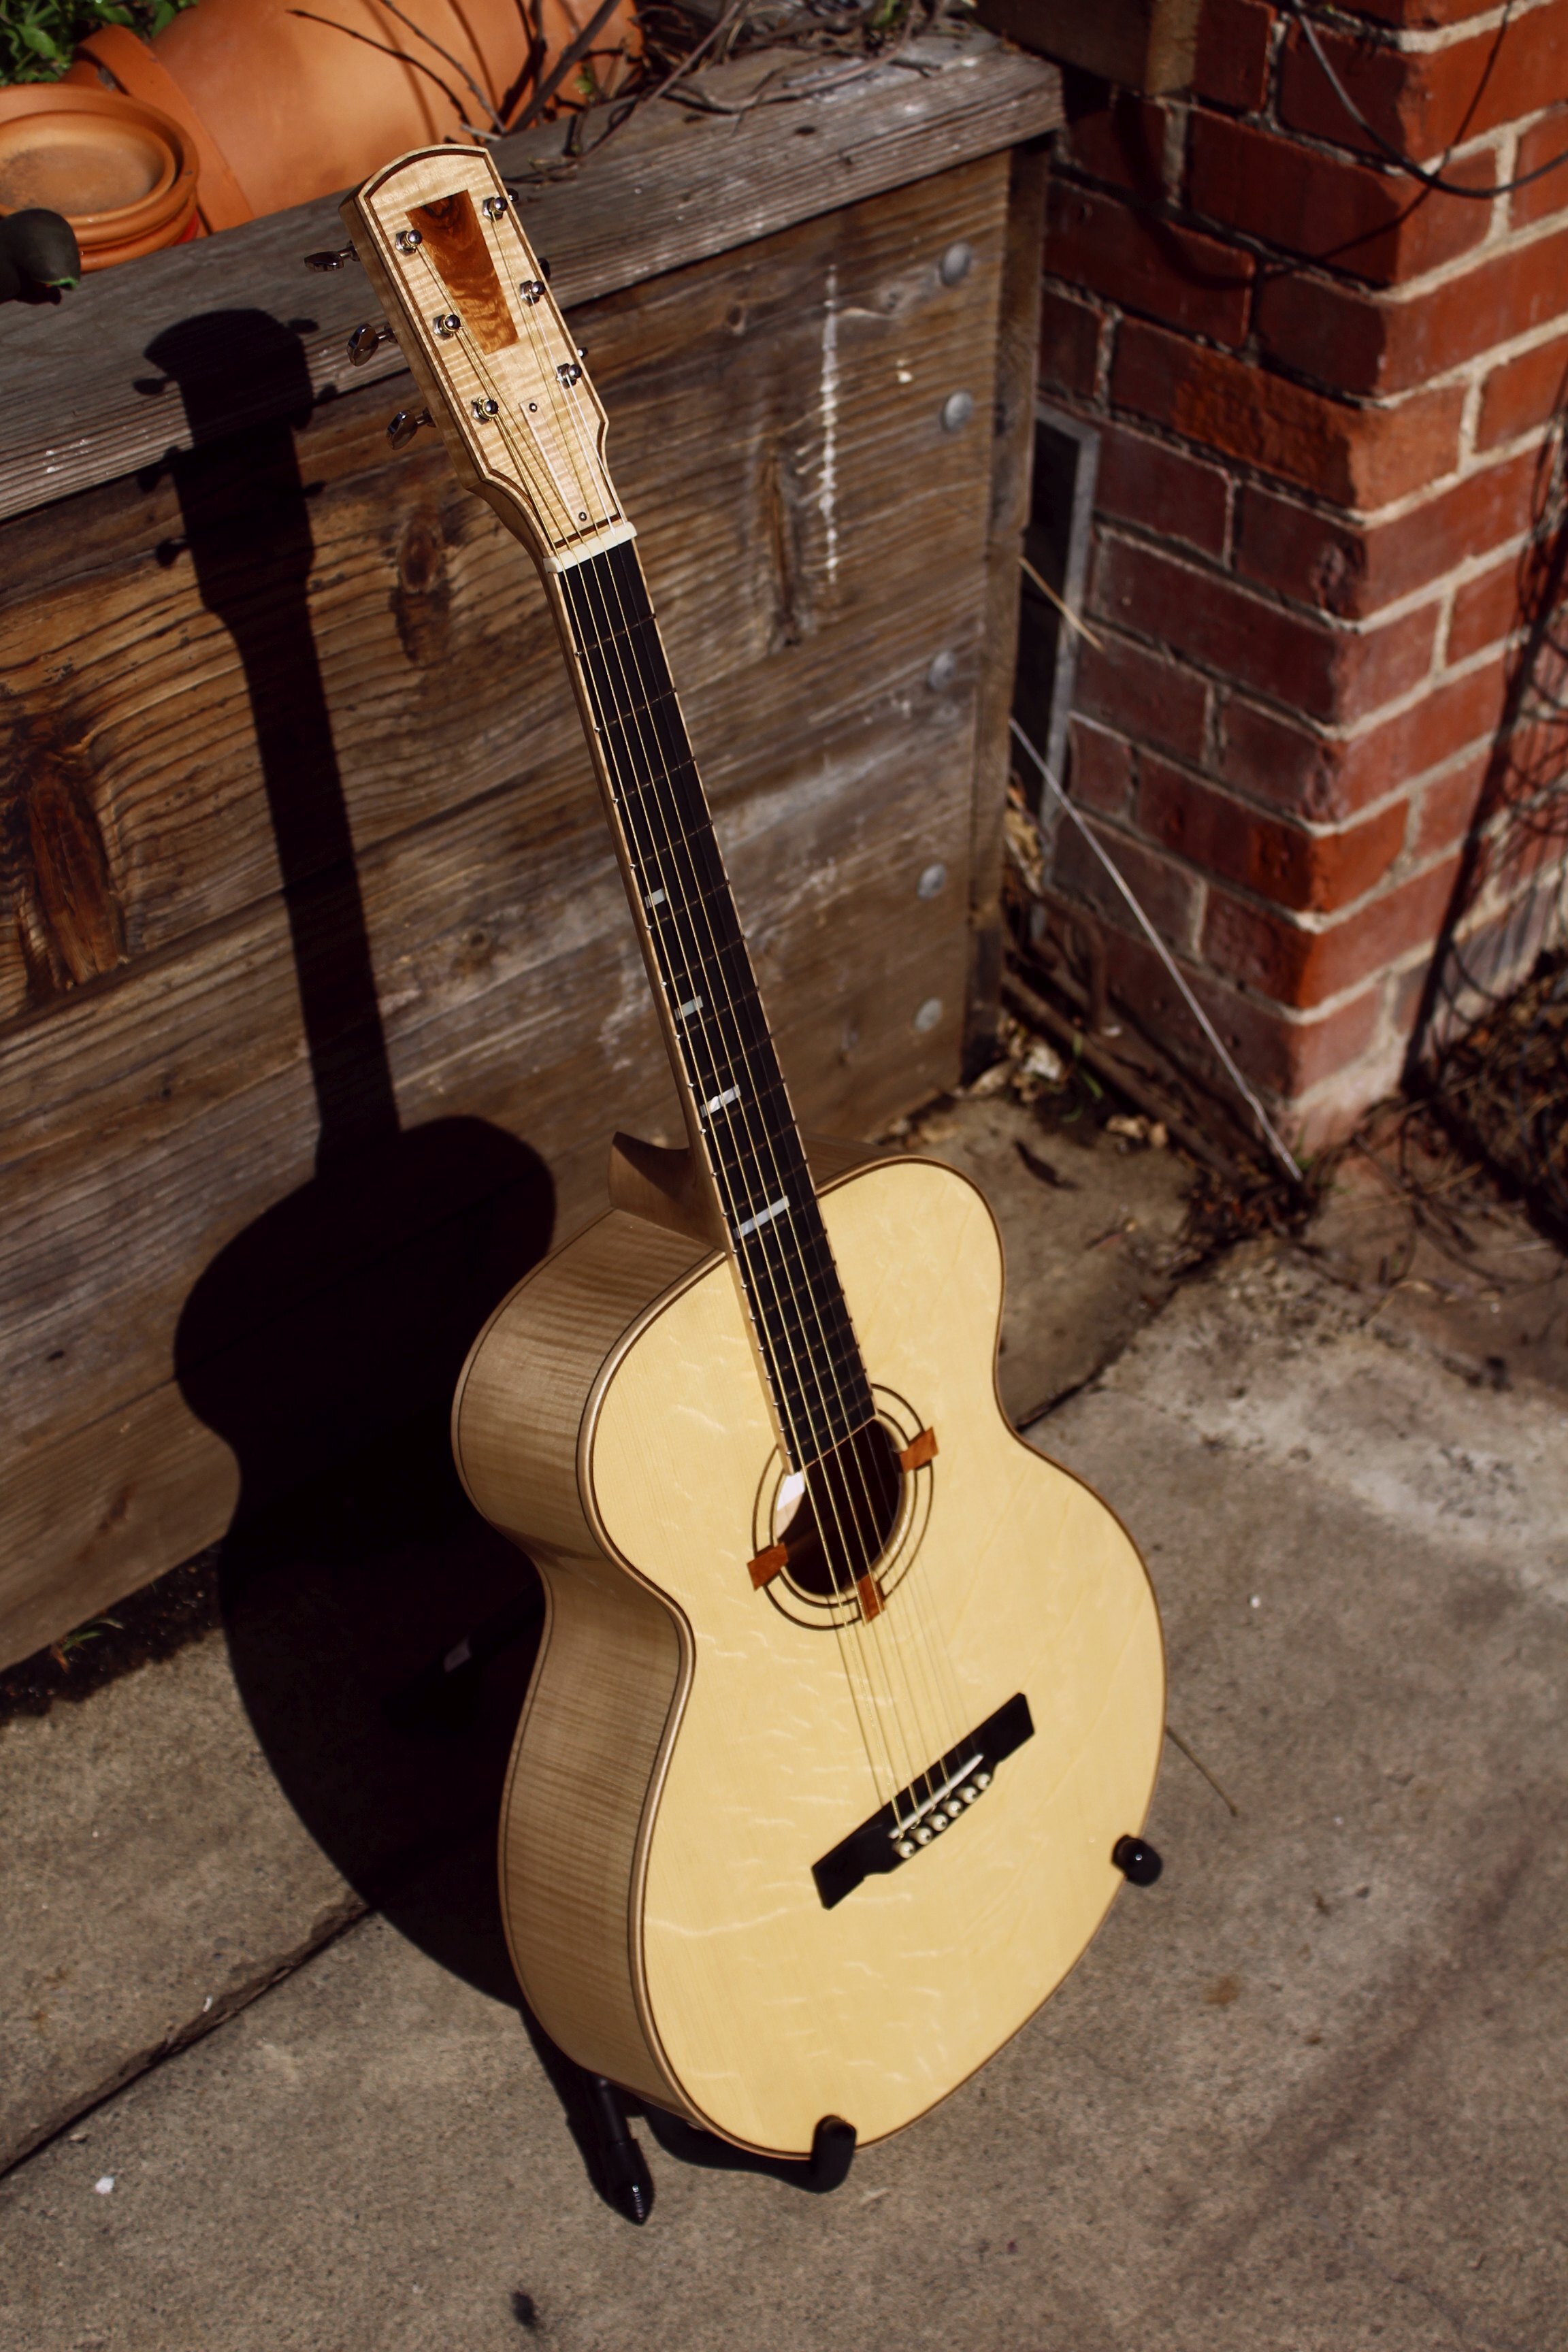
[560,549,875,1460]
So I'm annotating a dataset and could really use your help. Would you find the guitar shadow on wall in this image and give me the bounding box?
[152,310,555,2009]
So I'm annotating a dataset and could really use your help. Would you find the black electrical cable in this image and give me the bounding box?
[1284,0,1568,201]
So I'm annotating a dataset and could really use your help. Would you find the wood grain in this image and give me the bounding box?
[0,31,1060,525]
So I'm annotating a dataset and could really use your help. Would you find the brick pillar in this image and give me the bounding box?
[1034,0,1568,1146]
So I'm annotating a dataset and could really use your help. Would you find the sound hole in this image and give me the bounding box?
[785,1420,903,1601]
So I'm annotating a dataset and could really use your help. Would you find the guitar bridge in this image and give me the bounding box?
[811,1693,1034,1908]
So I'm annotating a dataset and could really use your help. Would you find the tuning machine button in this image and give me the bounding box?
[387,408,431,449]
[346,322,396,366]
[304,244,357,272]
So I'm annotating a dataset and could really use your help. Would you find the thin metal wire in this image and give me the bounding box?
[1283,0,1568,203]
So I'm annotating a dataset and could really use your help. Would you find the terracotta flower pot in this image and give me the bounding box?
[0,83,197,272]
[76,0,640,229]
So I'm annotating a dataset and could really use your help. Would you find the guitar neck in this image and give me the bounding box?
[550,537,875,1471]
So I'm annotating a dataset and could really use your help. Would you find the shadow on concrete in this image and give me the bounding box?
[154,312,555,2009]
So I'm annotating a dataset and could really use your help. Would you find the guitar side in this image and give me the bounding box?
[453,1156,1165,2157]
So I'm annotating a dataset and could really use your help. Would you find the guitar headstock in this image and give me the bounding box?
[340,148,628,573]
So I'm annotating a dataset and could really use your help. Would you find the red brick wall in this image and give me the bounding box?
[1037,0,1568,1145]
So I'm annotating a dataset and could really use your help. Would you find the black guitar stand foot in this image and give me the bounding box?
[804,2115,857,2193]
[585,2075,655,2225]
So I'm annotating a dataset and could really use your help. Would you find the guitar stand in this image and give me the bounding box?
[585,2076,656,2225]
[587,2076,856,2221]
[799,2115,858,2193]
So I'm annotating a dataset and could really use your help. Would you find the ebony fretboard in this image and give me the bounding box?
[556,539,873,1470]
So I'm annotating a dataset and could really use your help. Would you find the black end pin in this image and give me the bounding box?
[1113,1834,1164,1887]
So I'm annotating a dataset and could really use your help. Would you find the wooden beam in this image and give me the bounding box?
[0,31,1060,525]
[973,0,1200,94]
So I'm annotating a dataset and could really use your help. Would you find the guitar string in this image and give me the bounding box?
[526,366,945,1815]
[534,272,967,1812]
[508,289,907,1705]
[419,231,903,1771]
[451,235,961,1821]
[400,215,911,1770]
[440,220,958,1816]
[518,319,919,1808]
[554,546,926,1816]
[559,544,962,1821]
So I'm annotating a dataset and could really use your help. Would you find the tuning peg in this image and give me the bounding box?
[387,408,431,450]
[347,322,397,366]
[304,244,359,272]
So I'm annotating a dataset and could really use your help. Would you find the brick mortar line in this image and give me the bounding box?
[1079,770,1469,941]
[1090,495,1536,629]
[1080,698,1503,849]
[1083,585,1512,746]
[1102,716,1503,841]
[1089,518,1510,659]
[1042,361,1555,536]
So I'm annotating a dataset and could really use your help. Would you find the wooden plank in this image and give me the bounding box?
[2,699,979,1457]
[0,160,1009,1669]
[964,143,1047,1075]
[973,0,1200,94]
[0,161,1003,1014]
[0,31,1059,525]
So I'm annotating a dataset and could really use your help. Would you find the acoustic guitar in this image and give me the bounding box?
[340,146,1165,2174]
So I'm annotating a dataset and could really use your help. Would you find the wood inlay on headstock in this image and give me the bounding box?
[408,193,519,353]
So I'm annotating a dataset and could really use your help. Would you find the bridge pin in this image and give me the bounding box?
[973,1770,992,1790]
[915,1825,933,1846]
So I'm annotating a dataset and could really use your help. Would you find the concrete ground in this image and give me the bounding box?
[3,1102,1565,2351]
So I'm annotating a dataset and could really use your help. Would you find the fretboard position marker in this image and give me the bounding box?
[735,1196,790,1240]
[703,1086,741,1115]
